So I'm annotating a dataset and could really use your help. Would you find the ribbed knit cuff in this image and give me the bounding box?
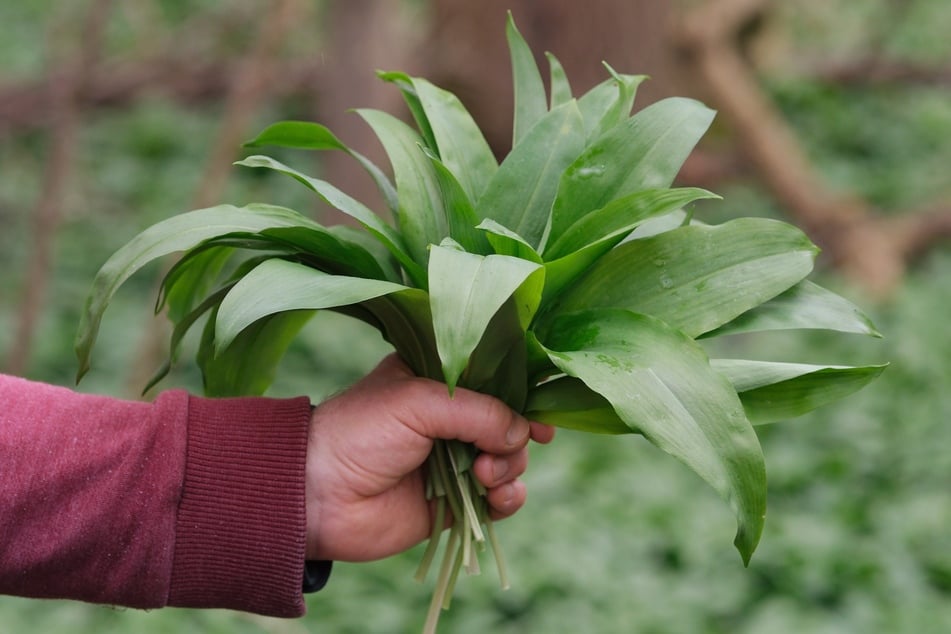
[167,394,312,617]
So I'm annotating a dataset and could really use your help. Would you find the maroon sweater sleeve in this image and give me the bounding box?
[0,374,312,617]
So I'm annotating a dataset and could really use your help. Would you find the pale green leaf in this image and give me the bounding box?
[428,242,543,391]
[463,298,530,411]
[576,78,624,138]
[549,218,819,338]
[159,246,236,322]
[524,376,630,434]
[356,291,441,381]
[242,120,398,213]
[476,219,543,263]
[355,109,447,277]
[476,100,585,249]
[75,203,320,381]
[544,187,720,260]
[421,146,491,255]
[214,259,410,354]
[377,70,438,151]
[703,280,882,338]
[547,97,715,250]
[589,64,648,141]
[712,359,888,424]
[199,306,314,397]
[144,284,234,394]
[540,309,766,563]
[506,11,547,146]
[262,225,401,282]
[405,78,498,203]
[236,154,423,285]
[546,52,572,109]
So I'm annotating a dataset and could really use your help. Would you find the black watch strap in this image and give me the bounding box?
[302,560,333,593]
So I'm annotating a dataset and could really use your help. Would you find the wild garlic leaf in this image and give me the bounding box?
[702,280,883,338]
[476,219,544,263]
[545,52,573,109]
[236,155,422,285]
[355,109,447,278]
[539,308,766,564]
[214,259,410,354]
[428,242,543,392]
[357,291,442,381]
[144,284,235,395]
[386,76,498,204]
[421,146,491,255]
[200,306,314,397]
[547,97,715,250]
[463,298,530,411]
[262,225,401,282]
[377,70,438,151]
[159,245,236,322]
[524,375,630,434]
[543,186,720,260]
[588,65,647,141]
[74,203,320,381]
[549,218,819,338]
[506,10,547,146]
[712,359,889,424]
[242,120,399,213]
[476,100,585,249]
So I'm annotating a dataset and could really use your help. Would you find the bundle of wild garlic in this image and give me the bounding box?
[77,14,884,633]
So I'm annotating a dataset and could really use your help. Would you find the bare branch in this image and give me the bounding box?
[674,0,908,298]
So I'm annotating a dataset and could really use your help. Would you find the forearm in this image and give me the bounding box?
[0,374,313,616]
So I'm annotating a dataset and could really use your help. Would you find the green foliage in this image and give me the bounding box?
[73,16,884,632]
[9,3,950,633]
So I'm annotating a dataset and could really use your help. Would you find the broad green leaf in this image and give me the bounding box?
[544,187,720,261]
[524,376,630,434]
[577,77,624,138]
[547,97,715,250]
[549,218,818,338]
[476,219,543,263]
[506,11,547,146]
[703,280,883,338]
[236,154,424,286]
[159,246,235,322]
[712,359,888,424]
[356,290,441,381]
[463,298,530,411]
[540,309,766,563]
[75,203,320,381]
[409,78,498,203]
[199,306,314,397]
[377,70,438,151]
[428,242,543,392]
[546,52,572,109]
[575,71,647,141]
[541,240,614,307]
[589,65,648,141]
[242,120,398,213]
[356,109,447,277]
[262,225,400,282]
[421,146,491,255]
[214,259,410,354]
[476,100,585,250]
[144,284,234,394]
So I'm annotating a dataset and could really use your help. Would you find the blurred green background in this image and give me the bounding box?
[2,1,950,632]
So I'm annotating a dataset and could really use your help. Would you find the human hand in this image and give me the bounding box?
[304,354,554,562]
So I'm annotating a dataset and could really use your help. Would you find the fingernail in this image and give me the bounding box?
[493,456,509,481]
[506,420,528,446]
